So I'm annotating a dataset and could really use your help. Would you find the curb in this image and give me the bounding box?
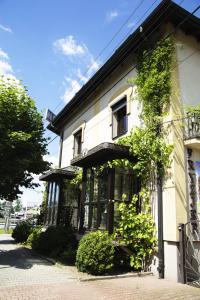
[79,272,153,282]
[22,245,154,282]
[22,246,56,265]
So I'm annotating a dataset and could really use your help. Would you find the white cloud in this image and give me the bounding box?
[0,49,9,60]
[54,35,87,57]
[106,11,119,22]
[88,56,100,76]
[53,35,101,103]
[0,48,15,78]
[63,77,81,103]
[127,21,136,29]
[0,24,13,34]
[0,60,13,74]
[77,68,88,84]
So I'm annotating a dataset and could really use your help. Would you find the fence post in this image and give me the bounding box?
[178,223,186,284]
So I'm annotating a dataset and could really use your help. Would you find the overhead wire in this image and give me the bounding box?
[47,44,200,148]
[47,0,187,146]
[52,0,160,114]
[47,0,200,147]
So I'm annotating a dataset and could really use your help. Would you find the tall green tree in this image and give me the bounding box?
[0,76,50,201]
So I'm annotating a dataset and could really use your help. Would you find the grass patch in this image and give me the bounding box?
[0,228,13,234]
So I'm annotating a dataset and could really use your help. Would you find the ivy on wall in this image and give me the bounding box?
[111,38,174,269]
[117,37,174,188]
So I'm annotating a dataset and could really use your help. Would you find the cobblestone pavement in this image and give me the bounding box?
[0,234,200,300]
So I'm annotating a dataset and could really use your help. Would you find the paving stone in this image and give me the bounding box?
[0,234,200,300]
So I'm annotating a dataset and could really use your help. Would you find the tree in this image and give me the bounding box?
[12,198,23,213]
[0,75,50,201]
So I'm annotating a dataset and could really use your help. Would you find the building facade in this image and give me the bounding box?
[40,0,200,283]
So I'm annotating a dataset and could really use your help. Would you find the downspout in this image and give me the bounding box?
[58,131,63,168]
[156,116,164,279]
[56,131,63,226]
[157,165,164,279]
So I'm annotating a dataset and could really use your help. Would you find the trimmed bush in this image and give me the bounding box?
[26,226,42,250]
[37,226,77,257]
[59,247,77,265]
[76,231,115,275]
[12,221,32,243]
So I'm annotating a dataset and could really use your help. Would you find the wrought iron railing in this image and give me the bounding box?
[184,113,200,140]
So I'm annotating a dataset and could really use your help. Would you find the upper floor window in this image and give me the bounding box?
[112,97,127,139]
[73,129,82,157]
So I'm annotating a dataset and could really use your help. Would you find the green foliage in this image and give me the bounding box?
[36,226,77,257]
[76,231,115,275]
[12,199,23,213]
[135,38,173,121]
[12,221,32,243]
[0,228,13,234]
[109,39,173,270]
[26,226,42,250]
[0,76,50,201]
[70,169,82,186]
[115,192,156,270]
[59,247,77,265]
[185,103,200,117]
[116,38,174,185]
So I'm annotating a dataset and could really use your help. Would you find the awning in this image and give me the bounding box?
[71,142,135,168]
[39,167,76,181]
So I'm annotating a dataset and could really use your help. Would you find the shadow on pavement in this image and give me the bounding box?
[0,239,15,245]
[0,239,53,270]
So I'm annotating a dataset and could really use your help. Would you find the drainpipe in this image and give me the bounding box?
[157,162,164,278]
[58,131,63,168]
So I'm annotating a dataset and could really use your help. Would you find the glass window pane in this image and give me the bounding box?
[84,205,89,228]
[99,203,107,229]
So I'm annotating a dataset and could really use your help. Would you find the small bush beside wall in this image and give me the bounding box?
[37,226,77,257]
[76,231,115,275]
[26,226,42,250]
[12,221,32,243]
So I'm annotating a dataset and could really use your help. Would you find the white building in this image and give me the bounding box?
[40,0,200,284]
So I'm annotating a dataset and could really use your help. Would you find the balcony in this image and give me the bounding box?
[184,113,200,150]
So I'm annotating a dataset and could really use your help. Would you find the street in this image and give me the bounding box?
[0,234,200,300]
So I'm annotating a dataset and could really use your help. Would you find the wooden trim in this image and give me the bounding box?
[107,168,115,234]
[79,168,87,233]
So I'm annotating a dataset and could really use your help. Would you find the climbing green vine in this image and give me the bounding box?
[118,37,174,186]
[112,38,174,269]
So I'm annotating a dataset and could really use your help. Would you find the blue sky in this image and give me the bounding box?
[0,0,199,206]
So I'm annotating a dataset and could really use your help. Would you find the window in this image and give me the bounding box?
[73,129,82,157]
[112,97,127,139]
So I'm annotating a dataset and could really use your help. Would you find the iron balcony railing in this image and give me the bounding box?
[184,112,200,140]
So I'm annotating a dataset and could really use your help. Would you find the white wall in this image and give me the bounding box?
[176,29,200,107]
[61,55,141,168]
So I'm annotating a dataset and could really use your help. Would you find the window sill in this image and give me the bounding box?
[112,130,128,141]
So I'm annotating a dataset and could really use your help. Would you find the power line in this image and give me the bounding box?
[52,0,160,114]
[47,0,200,147]
[47,44,200,148]
[47,0,185,146]
[47,135,59,145]
[47,0,187,144]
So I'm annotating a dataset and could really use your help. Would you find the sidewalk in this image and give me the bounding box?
[0,234,200,300]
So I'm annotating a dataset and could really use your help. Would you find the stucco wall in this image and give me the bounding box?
[61,53,141,168]
[162,30,200,244]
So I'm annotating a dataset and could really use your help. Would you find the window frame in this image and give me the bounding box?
[111,97,128,139]
[73,129,82,158]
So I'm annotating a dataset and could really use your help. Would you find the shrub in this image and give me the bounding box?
[26,226,42,250]
[12,221,32,243]
[115,192,156,270]
[59,247,77,265]
[76,231,115,275]
[37,226,77,257]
